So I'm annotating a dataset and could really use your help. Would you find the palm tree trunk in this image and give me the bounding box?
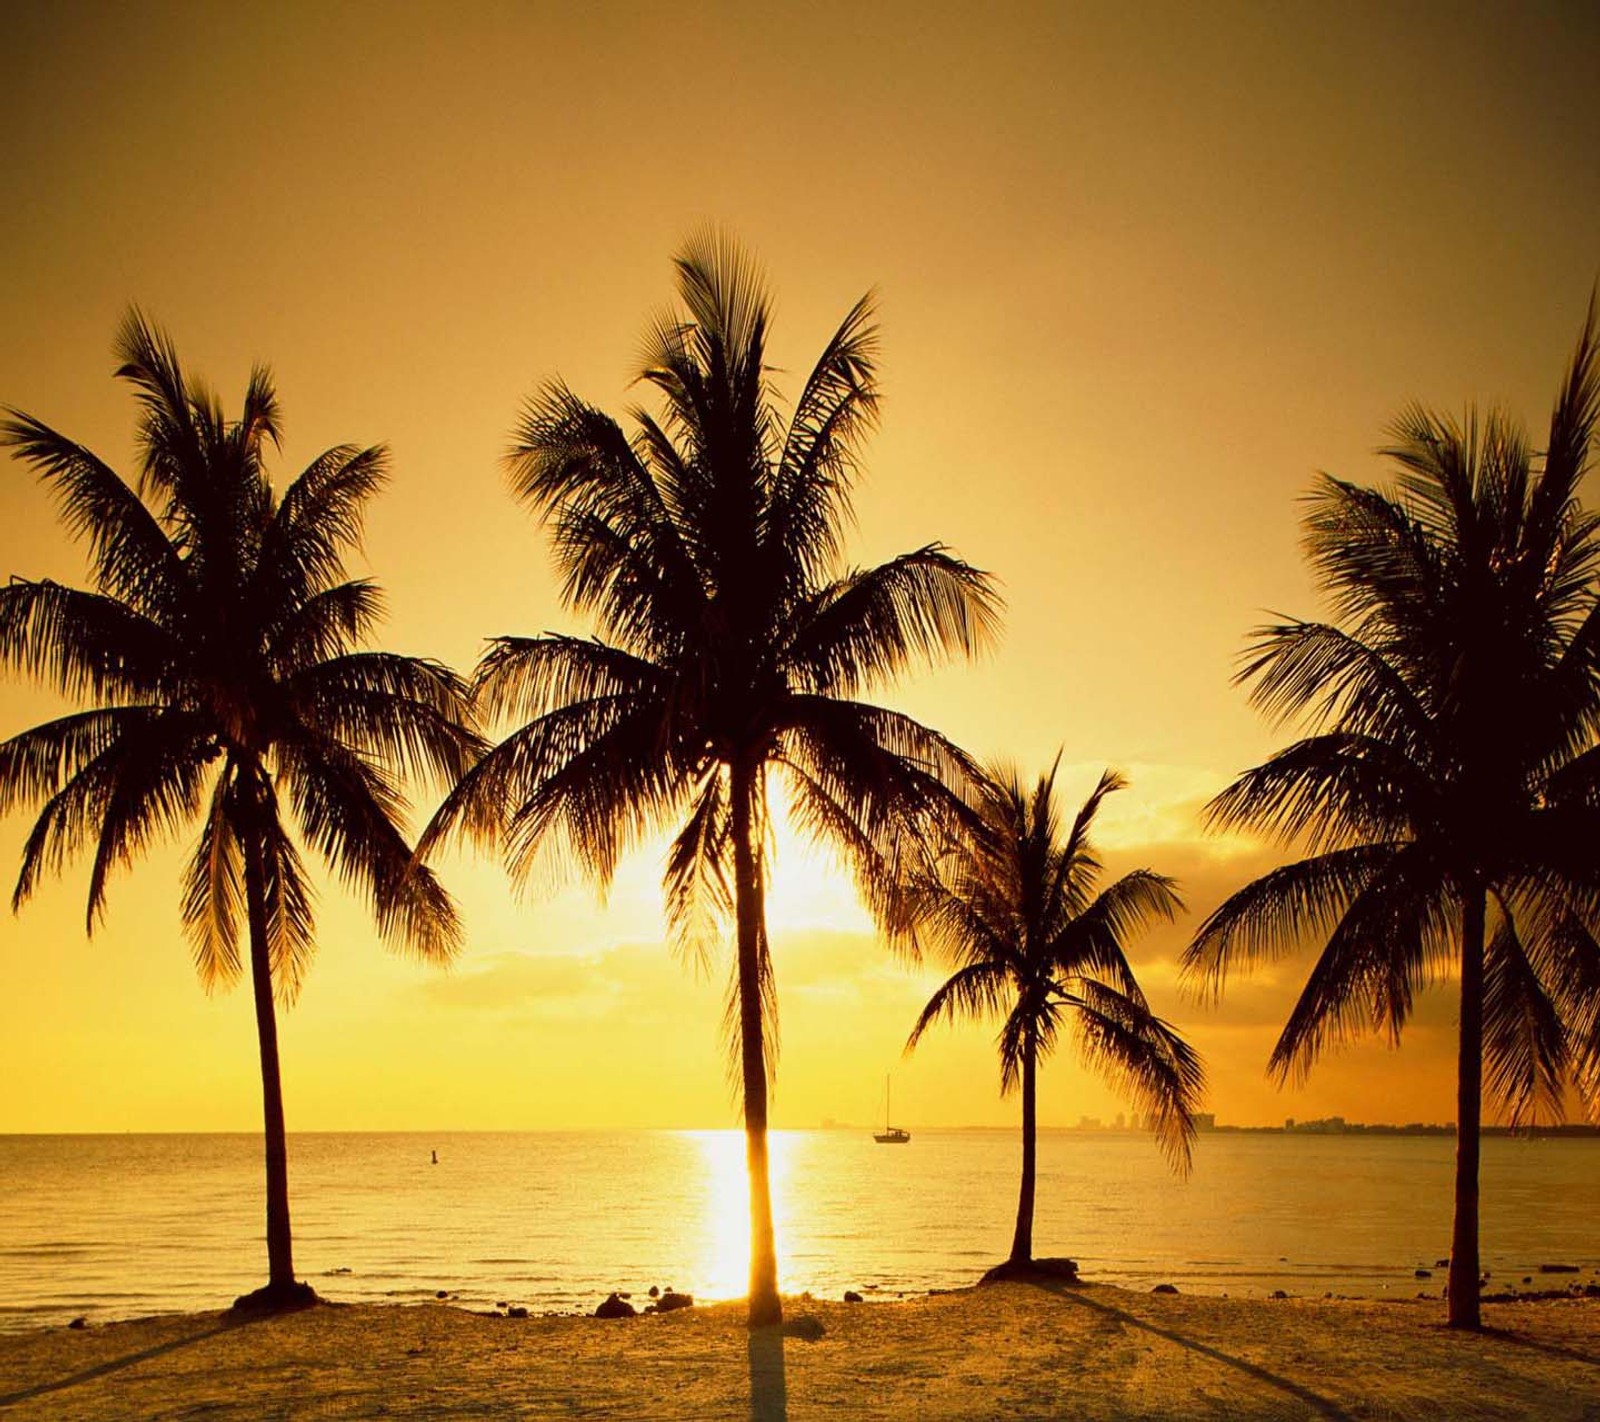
[243,831,297,1296]
[1009,1025,1037,1264]
[731,758,782,1328]
[1447,880,1486,1329]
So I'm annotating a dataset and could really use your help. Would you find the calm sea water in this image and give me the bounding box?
[0,1130,1595,1331]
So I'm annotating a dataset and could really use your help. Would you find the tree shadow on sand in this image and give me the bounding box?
[747,1324,788,1422]
[0,1315,256,1409]
[1480,1324,1600,1369]
[1027,1279,1353,1421]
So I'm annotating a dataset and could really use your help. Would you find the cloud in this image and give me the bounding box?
[419,942,674,1018]
[769,927,902,986]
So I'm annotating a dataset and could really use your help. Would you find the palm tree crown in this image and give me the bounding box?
[425,233,1001,1324]
[905,761,1203,1266]
[0,311,479,1303]
[1184,303,1600,1328]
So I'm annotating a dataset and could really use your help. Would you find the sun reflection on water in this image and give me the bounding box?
[682,1129,796,1301]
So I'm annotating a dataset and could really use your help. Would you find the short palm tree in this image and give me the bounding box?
[423,233,1000,1326]
[1183,304,1600,1329]
[904,762,1203,1269]
[0,313,479,1308]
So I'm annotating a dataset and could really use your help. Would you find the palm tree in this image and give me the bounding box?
[0,313,479,1309]
[422,233,1000,1326]
[903,762,1203,1270]
[1183,304,1600,1329]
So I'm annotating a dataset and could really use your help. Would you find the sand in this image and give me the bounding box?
[0,1282,1596,1420]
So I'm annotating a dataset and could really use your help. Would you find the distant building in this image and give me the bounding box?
[1286,1115,1347,1134]
[1193,1112,1216,1132]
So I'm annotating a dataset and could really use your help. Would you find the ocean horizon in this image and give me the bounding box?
[2,1129,1596,1333]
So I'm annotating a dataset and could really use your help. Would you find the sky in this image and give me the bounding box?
[2,0,1598,1134]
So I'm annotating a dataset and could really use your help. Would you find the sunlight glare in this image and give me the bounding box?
[763,783,875,937]
[684,1129,796,1301]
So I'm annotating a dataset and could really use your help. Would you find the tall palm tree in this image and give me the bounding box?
[1184,304,1600,1329]
[422,233,1000,1326]
[0,313,479,1309]
[903,762,1203,1269]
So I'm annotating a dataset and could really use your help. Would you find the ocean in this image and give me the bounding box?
[0,1129,1595,1331]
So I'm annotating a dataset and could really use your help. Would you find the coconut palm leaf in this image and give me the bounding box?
[785,547,1001,695]
[0,412,181,615]
[770,292,880,591]
[1063,977,1203,1170]
[1482,907,1569,1125]
[0,579,175,702]
[905,959,1011,1049]
[1187,843,1400,990]
[183,771,246,992]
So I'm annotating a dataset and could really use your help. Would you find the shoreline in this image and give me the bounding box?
[1,1282,1595,1419]
[10,1263,1598,1338]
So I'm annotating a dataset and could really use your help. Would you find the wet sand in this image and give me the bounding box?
[0,1282,1595,1419]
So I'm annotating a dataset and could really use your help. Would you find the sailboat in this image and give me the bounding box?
[873,1075,910,1144]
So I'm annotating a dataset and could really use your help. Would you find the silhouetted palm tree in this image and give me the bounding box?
[1184,304,1600,1329]
[0,313,479,1309]
[423,234,1000,1326]
[904,762,1202,1268]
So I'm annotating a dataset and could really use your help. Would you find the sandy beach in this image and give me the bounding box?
[1,1282,1595,1420]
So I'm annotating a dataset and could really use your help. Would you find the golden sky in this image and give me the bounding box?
[2,1,1598,1133]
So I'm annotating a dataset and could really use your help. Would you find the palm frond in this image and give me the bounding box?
[1238,618,1434,747]
[289,651,482,790]
[275,731,460,964]
[267,580,384,672]
[8,707,171,911]
[1482,905,1569,1125]
[997,996,1062,1095]
[258,444,389,609]
[778,695,982,925]
[0,707,151,817]
[1529,291,1600,539]
[256,811,318,1005]
[113,307,202,507]
[1267,845,1454,1083]
[81,714,213,930]
[663,766,731,969]
[1064,978,1205,1173]
[473,634,673,727]
[1301,474,1445,647]
[783,547,1002,696]
[1055,868,1183,994]
[0,410,181,618]
[1184,843,1401,994]
[905,959,1012,1050]
[0,579,174,703]
[182,771,245,991]
[1204,733,1430,852]
[1055,767,1123,911]
[768,291,880,587]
